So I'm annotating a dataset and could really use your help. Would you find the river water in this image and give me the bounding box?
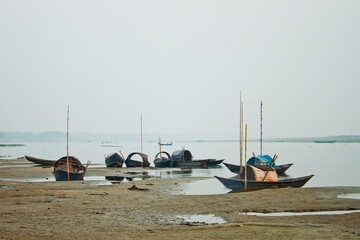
[1,140,359,190]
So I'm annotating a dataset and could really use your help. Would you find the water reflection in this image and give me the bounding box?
[175,214,227,225]
[239,210,360,216]
[177,178,230,195]
[337,193,360,200]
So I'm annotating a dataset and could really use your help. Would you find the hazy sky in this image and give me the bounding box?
[1,1,359,138]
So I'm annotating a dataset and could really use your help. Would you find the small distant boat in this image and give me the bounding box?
[171,150,209,167]
[159,142,173,146]
[314,140,336,143]
[154,151,173,168]
[105,153,125,168]
[125,152,150,168]
[24,155,57,166]
[53,156,88,181]
[215,174,314,192]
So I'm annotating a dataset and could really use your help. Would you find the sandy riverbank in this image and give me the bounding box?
[0,158,359,239]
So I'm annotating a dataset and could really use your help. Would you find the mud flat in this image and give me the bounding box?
[0,158,359,239]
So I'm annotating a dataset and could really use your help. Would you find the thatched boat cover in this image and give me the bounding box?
[239,165,278,182]
[172,150,193,161]
[126,152,149,163]
[54,156,85,173]
[246,155,277,169]
[154,151,172,160]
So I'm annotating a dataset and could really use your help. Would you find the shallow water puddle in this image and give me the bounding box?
[173,178,230,195]
[337,193,360,200]
[176,214,227,225]
[2,177,55,182]
[240,210,360,217]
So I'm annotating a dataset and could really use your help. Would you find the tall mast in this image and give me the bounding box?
[66,105,70,181]
[141,114,143,167]
[240,92,243,172]
[245,124,247,192]
[159,137,162,158]
[260,101,263,164]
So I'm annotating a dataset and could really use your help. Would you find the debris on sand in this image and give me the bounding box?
[128,185,149,191]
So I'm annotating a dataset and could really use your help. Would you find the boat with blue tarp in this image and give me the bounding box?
[223,154,293,175]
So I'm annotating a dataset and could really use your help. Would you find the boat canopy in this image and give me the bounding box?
[246,155,277,169]
[126,152,149,163]
[154,151,172,160]
[172,150,193,161]
[54,156,85,172]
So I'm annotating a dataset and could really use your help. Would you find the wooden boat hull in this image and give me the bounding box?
[215,175,314,192]
[275,163,293,174]
[53,169,86,181]
[105,153,124,168]
[206,159,225,166]
[125,159,150,168]
[173,159,209,168]
[223,162,293,175]
[154,158,173,168]
[24,155,57,166]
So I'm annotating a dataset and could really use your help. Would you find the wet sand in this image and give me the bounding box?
[0,158,360,239]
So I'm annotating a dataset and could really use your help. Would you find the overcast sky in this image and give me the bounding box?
[0,1,359,138]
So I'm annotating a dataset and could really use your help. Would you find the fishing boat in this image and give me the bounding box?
[223,157,293,175]
[105,152,125,168]
[171,150,209,167]
[215,174,314,192]
[216,99,313,192]
[217,153,313,192]
[24,155,57,166]
[206,159,225,166]
[124,115,150,168]
[125,152,150,167]
[154,151,173,168]
[159,142,173,146]
[53,156,88,181]
[52,105,90,181]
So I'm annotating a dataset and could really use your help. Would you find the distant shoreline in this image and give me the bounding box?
[1,131,359,143]
[0,144,26,147]
[182,137,360,143]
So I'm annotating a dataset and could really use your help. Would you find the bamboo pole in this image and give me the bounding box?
[159,137,162,158]
[260,101,263,164]
[245,124,247,192]
[119,150,125,160]
[141,114,143,167]
[66,105,70,181]
[239,92,243,173]
[182,146,185,161]
[262,154,278,182]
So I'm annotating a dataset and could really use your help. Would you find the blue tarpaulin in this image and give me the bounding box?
[246,155,277,169]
